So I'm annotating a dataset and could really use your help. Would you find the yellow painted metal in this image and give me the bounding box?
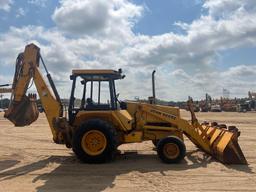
[4,44,40,126]
[127,101,180,127]
[4,44,63,142]
[143,129,183,141]
[74,111,112,127]
[134,103,211,153]
[33,67,62,141]
[144,125,178,131]
[124,131,143,143]
[112,110,133,131]
[81,130,107,156]
[206,125,247,164]
[126,102,246,164]
[209,128,222,144]
[12,44,39,102]
[187,99,246,164]
[74,110,133,132]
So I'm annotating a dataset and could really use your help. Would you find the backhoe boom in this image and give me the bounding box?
[4,44,63,143]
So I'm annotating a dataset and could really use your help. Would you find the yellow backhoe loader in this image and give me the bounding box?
[4,44,247,164]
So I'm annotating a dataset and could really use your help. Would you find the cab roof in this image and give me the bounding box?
[72,69,120,75]
[71,69,124,81]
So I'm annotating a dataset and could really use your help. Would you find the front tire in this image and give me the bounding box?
[72,119,117,163]
[152,139,160,147]
[157,136,186,164]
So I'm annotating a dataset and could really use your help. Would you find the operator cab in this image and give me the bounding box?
[68,69,125,122]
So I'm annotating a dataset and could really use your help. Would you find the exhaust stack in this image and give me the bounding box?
[151,70,156,104]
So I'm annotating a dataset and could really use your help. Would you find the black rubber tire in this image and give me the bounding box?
[152,139,160,147]
[157,136,186,164]
[72,119,117,164]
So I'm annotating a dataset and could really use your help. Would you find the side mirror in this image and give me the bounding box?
[70,75,75,80]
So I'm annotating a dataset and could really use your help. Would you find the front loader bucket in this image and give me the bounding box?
[205,125,247,164]
[4,95,39,126]
[186,98,247,164]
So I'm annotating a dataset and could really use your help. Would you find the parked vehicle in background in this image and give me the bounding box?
[210,104,222,112]
[237,103,249,112]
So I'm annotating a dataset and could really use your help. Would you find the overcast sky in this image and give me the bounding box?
[0,0,256,101]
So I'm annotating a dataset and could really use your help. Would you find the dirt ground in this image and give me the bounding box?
[0,111,255,192]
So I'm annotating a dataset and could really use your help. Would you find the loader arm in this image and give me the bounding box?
[4,44,63,143]
[140,104,211,153]
[137,103,247,164]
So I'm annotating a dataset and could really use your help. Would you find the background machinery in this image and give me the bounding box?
[4,44,247,164]
[0,84,12,110]
[237,91,256,112]
[199,93,212,112]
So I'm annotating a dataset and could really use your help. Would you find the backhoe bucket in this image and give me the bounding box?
[205,125,247,164]
[4,95,39,126]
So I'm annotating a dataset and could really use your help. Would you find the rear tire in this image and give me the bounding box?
[157,136,186,164]
[72,119,117,163]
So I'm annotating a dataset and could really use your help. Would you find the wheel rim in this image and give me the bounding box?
[163,143,180,159]
[81,130,107,156]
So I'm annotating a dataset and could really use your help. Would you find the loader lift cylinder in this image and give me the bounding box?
[40,57,62,107]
